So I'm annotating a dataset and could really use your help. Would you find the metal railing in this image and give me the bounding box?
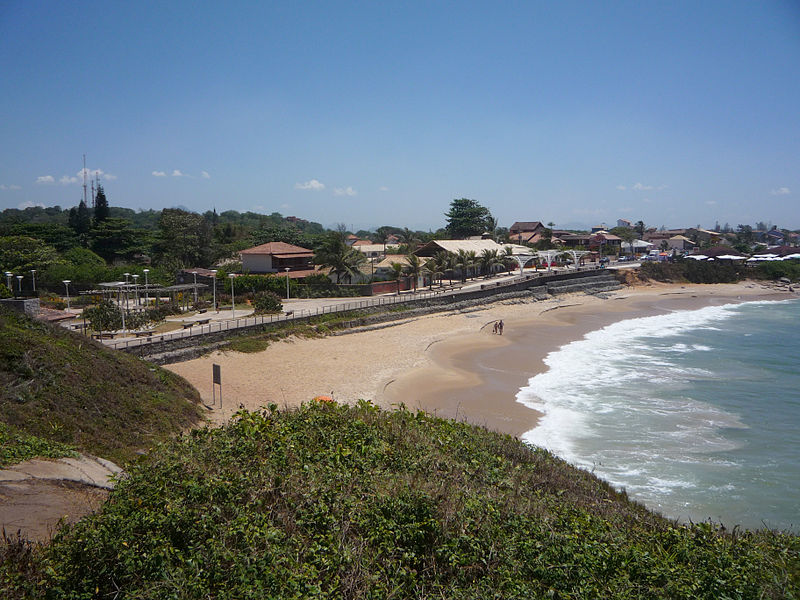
[106,266,604,352]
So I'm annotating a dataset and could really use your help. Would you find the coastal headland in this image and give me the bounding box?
[166,280,795,437]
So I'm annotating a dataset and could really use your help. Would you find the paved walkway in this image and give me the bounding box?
[0,455,122,542]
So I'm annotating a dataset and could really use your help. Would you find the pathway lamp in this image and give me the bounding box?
[192,271,198,304]
[62,280,71,311]
[30,269,36,292]
[5,272,12,290]
[123,273,130,311]
[210,269,217,311]
[284,267,290,299]
[16,275,23,294]
[143,269,149,305]
[228,273,236,319]
[132,274,139,306]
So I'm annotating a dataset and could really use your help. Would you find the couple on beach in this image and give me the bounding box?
[492,320,504,335]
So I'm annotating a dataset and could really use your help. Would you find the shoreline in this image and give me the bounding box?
[165,281,794,436]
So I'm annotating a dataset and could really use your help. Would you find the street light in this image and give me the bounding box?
[143,268,150,306]
[210,269,217,311]
[16,275,23,294]
[228,274,236,319]
[191,271,198,304]
[4,272,12,291]
[30,269,36,293]
[62,280,71,311]
[132,274,139,306]
[123,272,130,311]
[284,267,290,299]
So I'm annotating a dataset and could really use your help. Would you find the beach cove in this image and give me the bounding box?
[166,281,792,436]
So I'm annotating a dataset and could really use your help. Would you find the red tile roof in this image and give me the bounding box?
[240,242,313,256]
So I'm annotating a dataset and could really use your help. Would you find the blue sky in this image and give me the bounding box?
[1,1,798,232]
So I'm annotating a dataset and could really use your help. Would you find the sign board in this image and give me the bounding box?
[213,363,221,385]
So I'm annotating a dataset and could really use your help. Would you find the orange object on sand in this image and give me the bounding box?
[313,395,334,403]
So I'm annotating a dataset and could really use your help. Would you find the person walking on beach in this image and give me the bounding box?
[498,320,504,335]
[492,321,498,334]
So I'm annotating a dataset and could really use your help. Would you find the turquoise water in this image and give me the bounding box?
[517,298,800,531]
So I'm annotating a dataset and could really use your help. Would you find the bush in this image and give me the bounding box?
[252,290,283,314]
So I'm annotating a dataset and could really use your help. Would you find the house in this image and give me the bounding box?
[509,221,545,245]
[667,235,696,253]
[240,242,316,274]
[617,219,632,228]
[685,228,722,245]
[353,243,399,259]
[414,239,514,258]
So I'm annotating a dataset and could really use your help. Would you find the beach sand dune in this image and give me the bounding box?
[166,282,791,437]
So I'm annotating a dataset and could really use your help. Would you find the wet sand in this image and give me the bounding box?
[166,281,793,437]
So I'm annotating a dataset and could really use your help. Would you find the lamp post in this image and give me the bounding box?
[123,272,130,311]
[228,274,235,320]
[284,267,290,299]
[210,269,217,311]
[143,268,149,306]
[4,272,12,291]
[132,274,139,306]
[191,271,198,304]
[16,275,23,295]
[30,269,36,293]
[63,280,71,311]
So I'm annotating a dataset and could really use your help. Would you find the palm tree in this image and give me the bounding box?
[429,251,450,287]
[404,253,427,291]
[479,248,500,278]
[313,232,367,284]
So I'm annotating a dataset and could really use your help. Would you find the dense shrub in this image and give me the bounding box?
[754,260,800,281]
[11,403,796,599]
[252,290,283,314]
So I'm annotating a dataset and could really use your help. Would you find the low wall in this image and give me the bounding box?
[127,270,621,364]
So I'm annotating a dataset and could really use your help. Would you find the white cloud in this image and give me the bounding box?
[295,179,325,191]
[172,169,186,177]
[60,175,79,185]
[152,170,167,177]
[77,168,116,181]
[618,182,667,192]
[706,200,717,205]
[334,186,357,197]
[632,182,653,191]
[18,200,45,209]
[616,185,626,191]
[36,175,55,184]
[280,203,290,209]
[770,187,790,196]
[201,170,211,179]
[0,184,22,191]
[379,186,389,192]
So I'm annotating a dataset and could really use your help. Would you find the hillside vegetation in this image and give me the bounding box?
[5,402,796,599]
[0,307,203,466]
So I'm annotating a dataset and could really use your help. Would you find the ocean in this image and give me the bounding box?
[517,297,800,531]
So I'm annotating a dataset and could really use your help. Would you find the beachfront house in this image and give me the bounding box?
[239,242,316,274]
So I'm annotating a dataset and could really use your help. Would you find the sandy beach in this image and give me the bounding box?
[166,281,794,437]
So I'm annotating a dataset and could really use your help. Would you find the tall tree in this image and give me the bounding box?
[93,185,110,225]
[444,198,493,239]
[154,209,214,269]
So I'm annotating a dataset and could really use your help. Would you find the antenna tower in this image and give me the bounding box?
[82,154,91,209]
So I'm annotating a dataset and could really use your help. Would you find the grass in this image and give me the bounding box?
[0,422,77,468]
[0,306,204,466]
[4,402,796,599]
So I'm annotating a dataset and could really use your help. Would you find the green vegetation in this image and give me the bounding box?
[4,402,796,598]
[0,422,77,467]
[0,307,203,465]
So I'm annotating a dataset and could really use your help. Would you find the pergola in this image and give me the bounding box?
[95,281,207,310]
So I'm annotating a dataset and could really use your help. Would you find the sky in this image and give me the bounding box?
[1,1,799,232]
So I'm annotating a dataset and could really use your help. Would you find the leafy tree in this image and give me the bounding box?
[89,218,143,263]
[444,198,493,239]
[250,223,315,249]
[153,209,214,269]
[634,220,645,238]
[1,223,79,253]
[93,185,110,225]
[0,235,63,273]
